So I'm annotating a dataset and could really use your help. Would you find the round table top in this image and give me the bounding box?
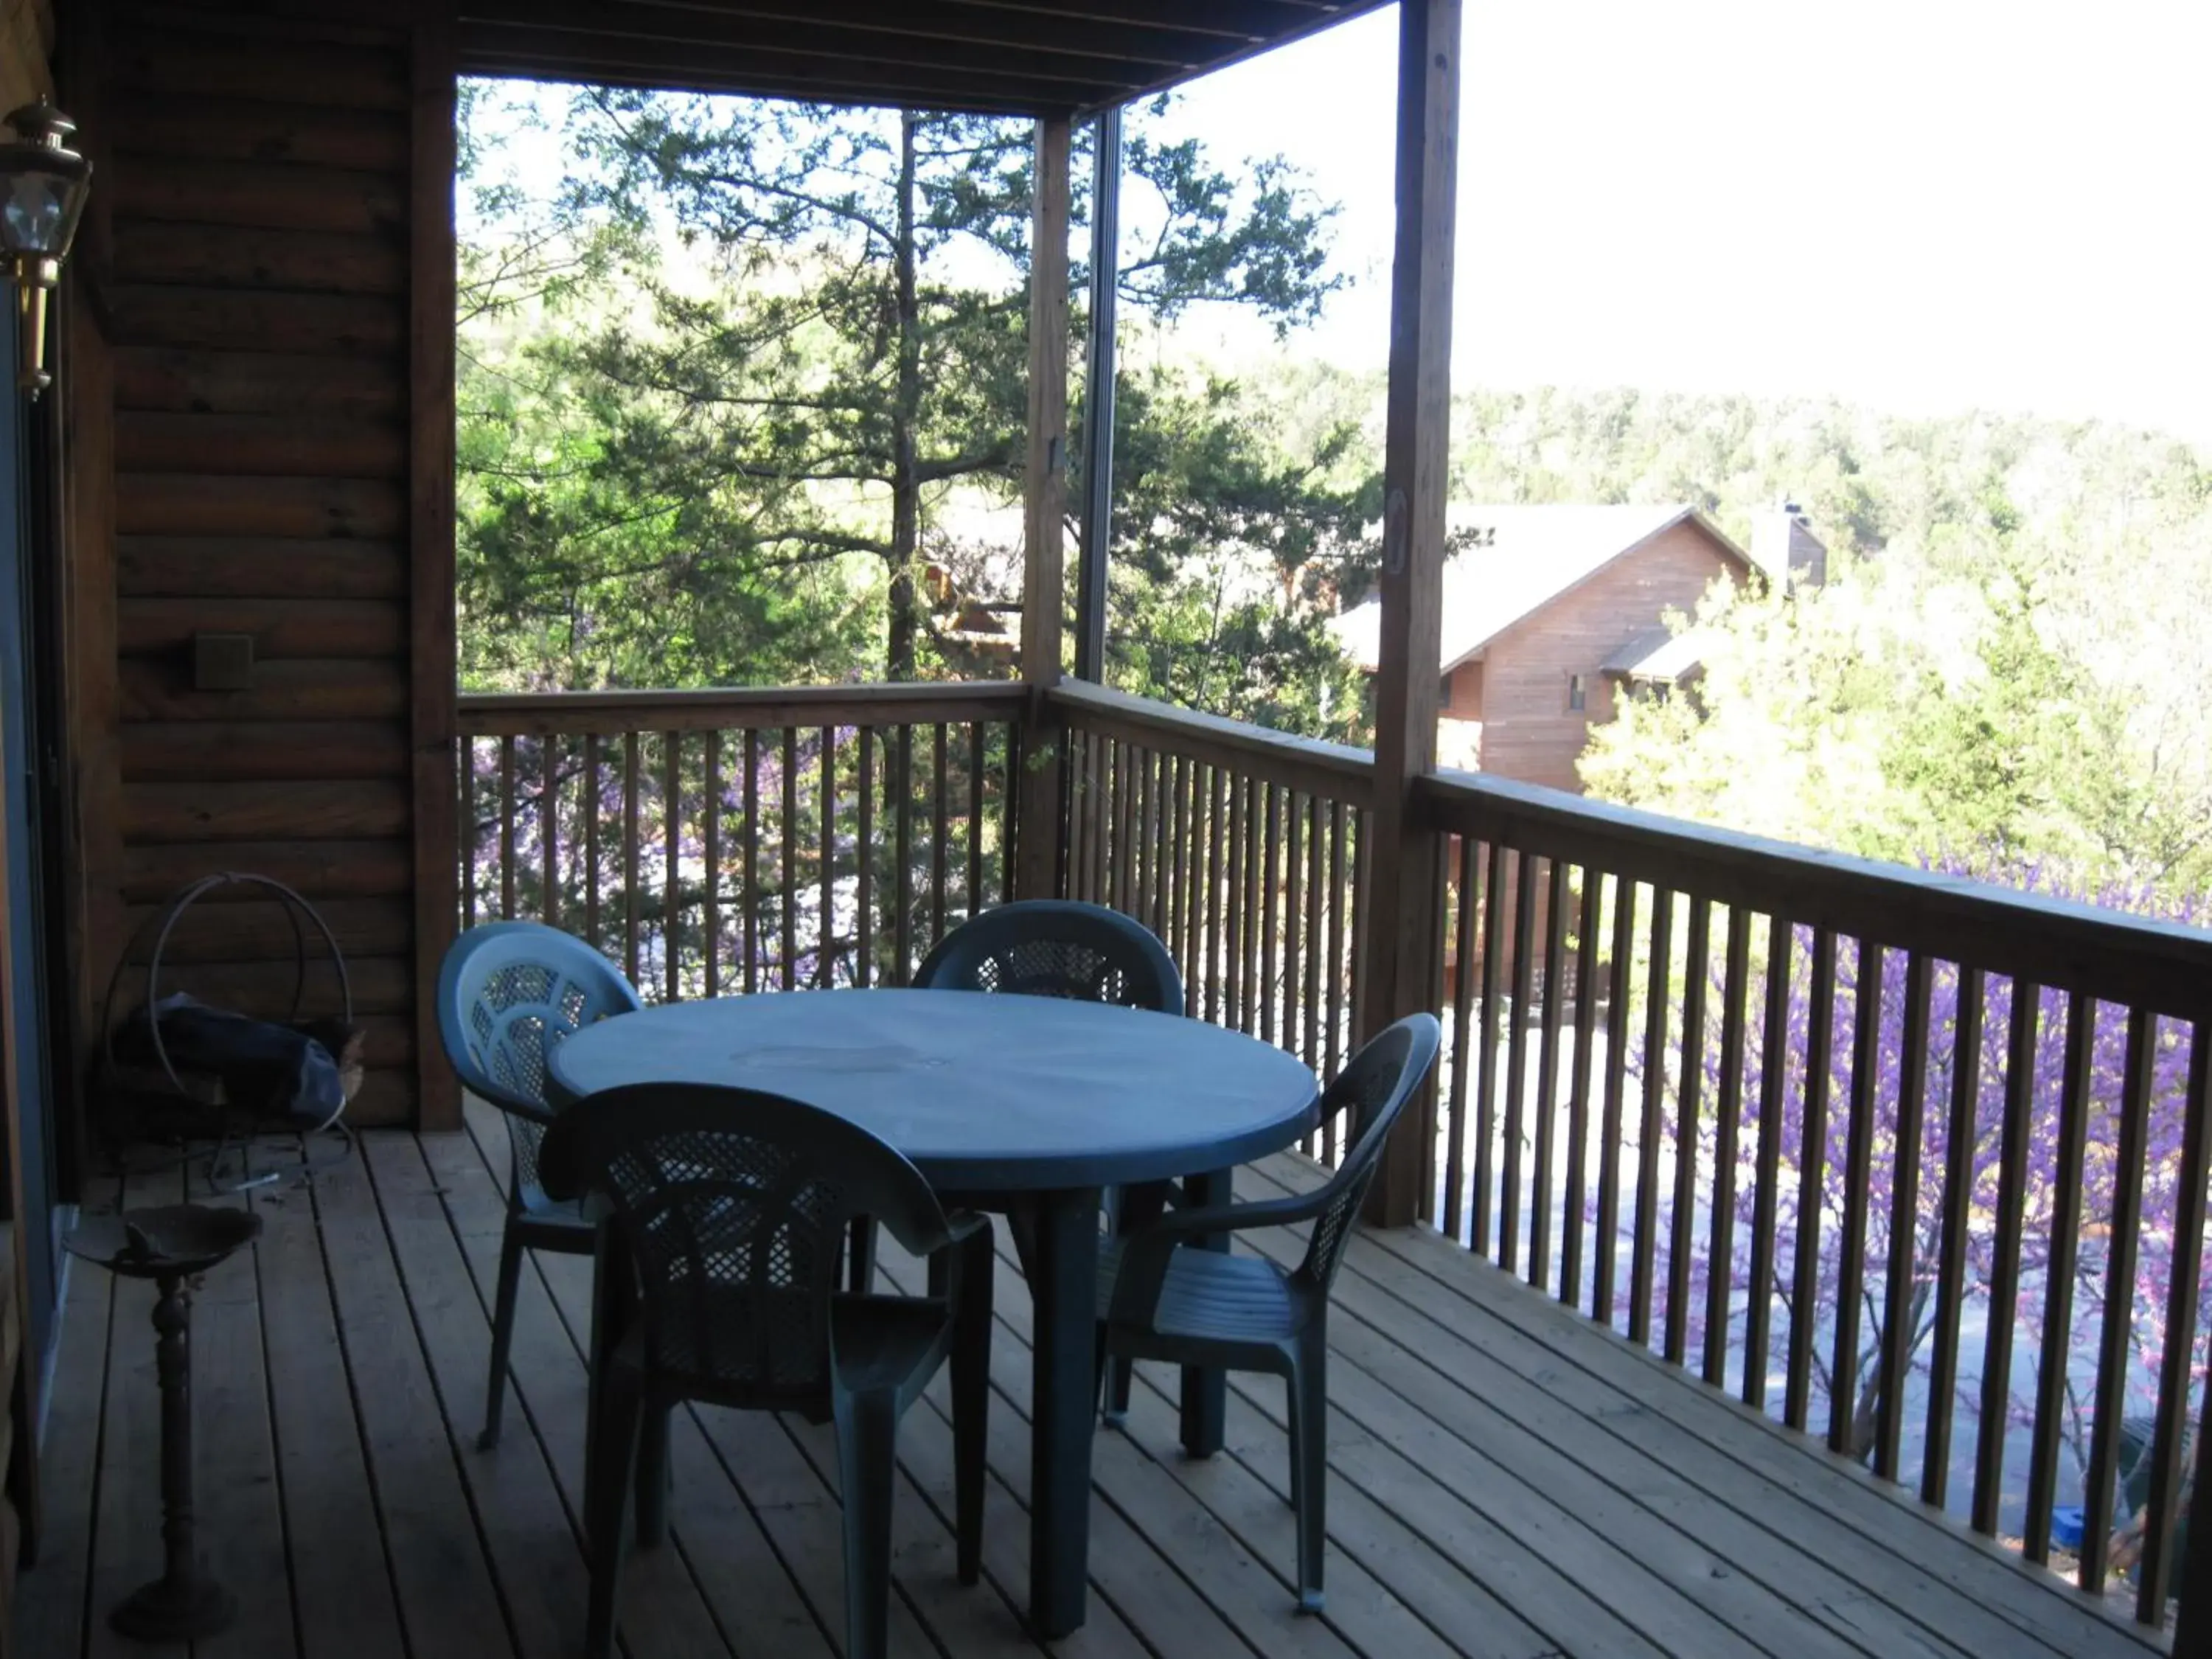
[545,988,1321,1192]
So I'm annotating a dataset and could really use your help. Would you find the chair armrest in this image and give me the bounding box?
[1104,1186,1336,1326]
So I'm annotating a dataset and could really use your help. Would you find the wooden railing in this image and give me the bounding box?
[452,678,2209,1634]
[1421,765,2211,1631]
[456,684,1028,997]
[1047,682,1374,1159]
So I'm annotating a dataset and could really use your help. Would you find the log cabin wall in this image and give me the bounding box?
[78,1,458,1131]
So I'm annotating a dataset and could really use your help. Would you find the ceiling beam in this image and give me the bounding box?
[456,24,1116,114]
[467,0,1214,71]
[459,1,1180,88]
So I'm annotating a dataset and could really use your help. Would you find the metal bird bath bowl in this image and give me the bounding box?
[64,1205,262,1641]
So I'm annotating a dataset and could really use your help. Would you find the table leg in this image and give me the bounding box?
[1027,1187,1100,1638]
[1178,1167,1232,1458]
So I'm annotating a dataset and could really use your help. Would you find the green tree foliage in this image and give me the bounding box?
[456,82,1364,717]
[1551,386,2212,894]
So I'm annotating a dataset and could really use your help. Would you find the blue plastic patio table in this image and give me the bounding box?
[545,987,1321,1638]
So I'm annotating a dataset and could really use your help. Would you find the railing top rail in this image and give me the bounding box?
[1422,767,2212,1018]
[1048,681,1376,804]
[457,680,1029,737]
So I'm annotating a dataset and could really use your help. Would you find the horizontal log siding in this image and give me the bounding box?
[101,7,418,1124]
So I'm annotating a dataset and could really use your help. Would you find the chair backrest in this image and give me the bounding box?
[537,1083,953,1401]
[914,900,1183,1012]
[436,920,644,1119]
[1298,1014,1441,1293]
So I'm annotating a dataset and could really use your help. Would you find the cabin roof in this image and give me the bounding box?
[1329,503,1749,673]
[451,0,1391,117]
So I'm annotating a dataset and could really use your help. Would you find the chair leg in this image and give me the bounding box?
[950,1229,993,1585]
[634,1405,672,1547]
[833,1388,901,1659]
[1289,1343,1327,1615]
[583,1366,644,1659]
[849,1216,879,1294]
[478,1220,526,1451]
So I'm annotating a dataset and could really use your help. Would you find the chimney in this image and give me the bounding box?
[1750,500,1826,591]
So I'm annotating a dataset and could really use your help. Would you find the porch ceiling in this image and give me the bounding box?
[451,0,1386,116]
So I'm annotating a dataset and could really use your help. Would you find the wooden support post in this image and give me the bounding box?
[1073,105,1120,684]
[1357,0,1460,1228]
[1015,114,1072,902]
[409,13,461,1130]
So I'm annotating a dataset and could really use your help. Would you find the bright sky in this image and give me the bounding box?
[1154,0,2212,442]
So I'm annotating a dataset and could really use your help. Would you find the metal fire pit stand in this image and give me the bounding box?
[63,1203,263,1641]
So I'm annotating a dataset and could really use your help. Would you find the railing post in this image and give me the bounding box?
[1015,114,1072,902]
[1357,0,1459,1228]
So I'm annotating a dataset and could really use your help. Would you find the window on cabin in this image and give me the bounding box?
[1568,673,1587,713]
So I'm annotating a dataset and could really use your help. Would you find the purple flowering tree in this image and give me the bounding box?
[1627,872,2207,1518]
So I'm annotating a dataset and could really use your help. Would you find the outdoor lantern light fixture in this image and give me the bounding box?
[0,100,91,397]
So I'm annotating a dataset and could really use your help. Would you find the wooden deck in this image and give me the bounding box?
[17,1097,2164,1659]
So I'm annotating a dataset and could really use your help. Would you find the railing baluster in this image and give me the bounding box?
[2135,1018,2208,1619]
[824,726,841,988]
[999,720,1018,905]
[1473,841,1509,1259]
[857,728,874,989]
[1304,793,1325,1076]
[1742,913,1792,1411]
[1594,876,1636,1326]
[782,727,801,992]
[584,734,601,950]
[1784,925,1835,1431]
[1530,857,1569,1293]
[539,735,560,931]
[1972,976,2040,1534]
[2023,987,2094,1561]
[498,734,518,921]
[930,723,949,953]
[1207,766,1228,1025]
[664,731,682,1003]
[622,732,641,986]
[1562,866,1603,1307]
[893,725,913,984]
[1131,742,1152,925]
[1325,797,1348,1107]
[703,732,721,998]
[1245,779,1267,1034]
[1282,790,1304,1068]
[1703,903,1751,1387]
[1630,886,1674,1347]
[1502,852,1540,1278]
[2081,1004,2153,1590]
[1163,755,1186,987]
[1443,834,1480,1245]
[461,739,478,930]
[742,729,759,995]
[1225,775,1248,1029]
[1260,784,1281,1046]
[1829,939,1883,1455]
[967,722,986,922]
[1921,964,1981,1507]
[1665,896,1711,1366]
[1873,952,1930,1477]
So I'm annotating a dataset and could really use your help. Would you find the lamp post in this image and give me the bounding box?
[0,99,91,397]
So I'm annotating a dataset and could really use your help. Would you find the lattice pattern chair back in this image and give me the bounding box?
[540,1085,955,1407]
[915,900,1183,1012]
[1298,1015,1440,1292]
[437,922,645,1201]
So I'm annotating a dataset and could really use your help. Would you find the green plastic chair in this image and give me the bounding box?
[435,920,644,1450]
[1095,1012,1440,1614]
[538,1082,994,1659]
[913,897,1186,1410]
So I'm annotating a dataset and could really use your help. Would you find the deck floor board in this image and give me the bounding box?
[17,1119,2167,1659]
